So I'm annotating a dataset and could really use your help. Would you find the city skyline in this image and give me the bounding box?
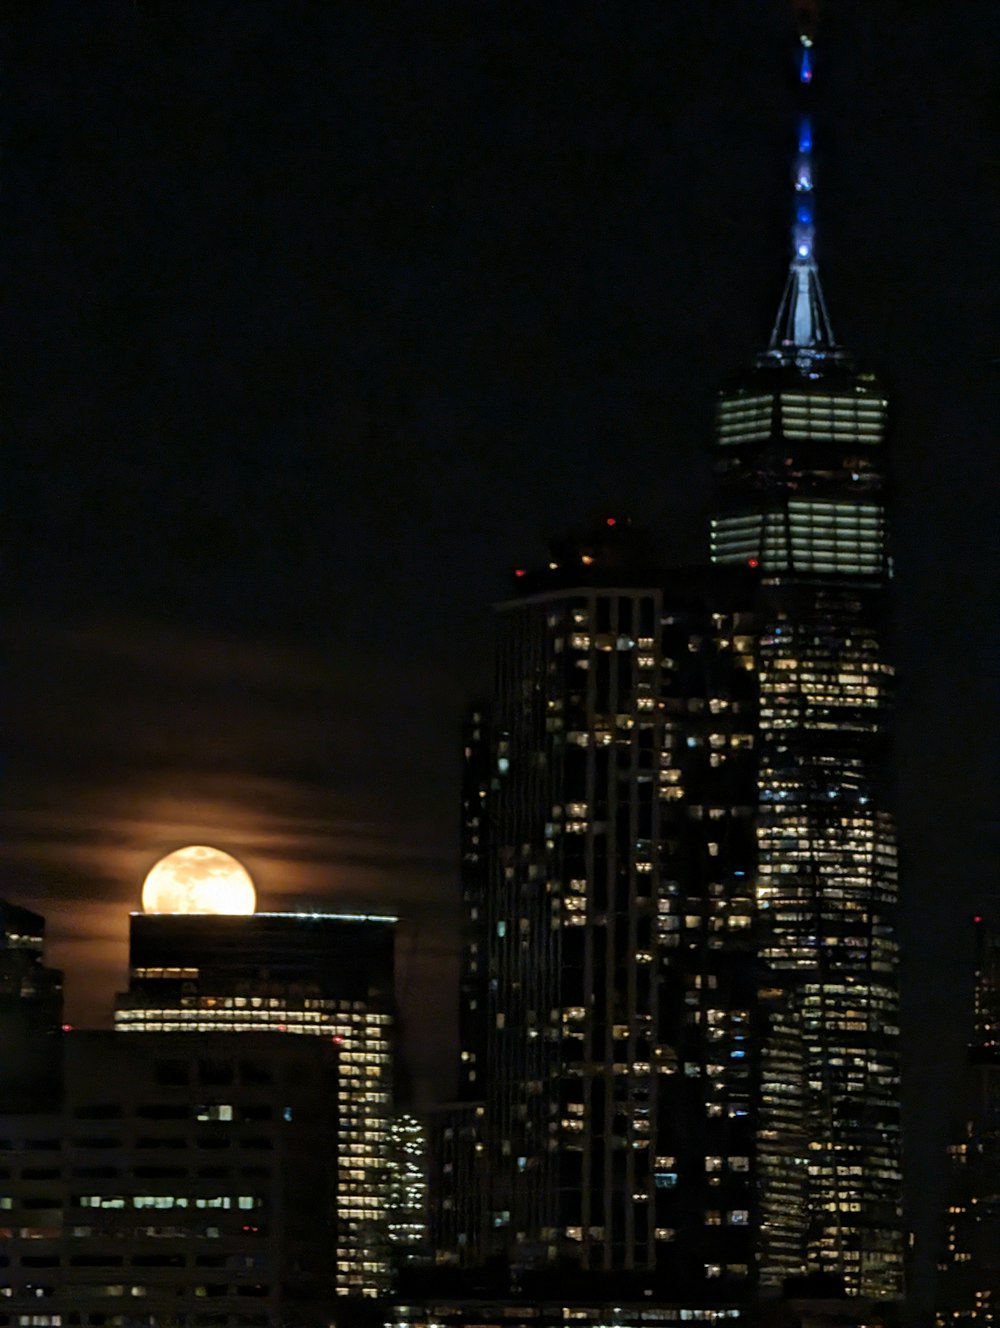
[4,2,998,1311]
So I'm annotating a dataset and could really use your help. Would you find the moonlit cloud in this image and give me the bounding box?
[0,616,464,1100]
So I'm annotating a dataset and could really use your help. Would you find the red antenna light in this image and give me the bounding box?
[975,916,984,924]
[606,517,616,527]
[514,567,526,578]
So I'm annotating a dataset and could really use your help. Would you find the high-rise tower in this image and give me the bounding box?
[481,521,761,1299]
[0,899,63,1110]
[936,917,1000,1323]
[709,33,903,1298]
[114,902,396,1298]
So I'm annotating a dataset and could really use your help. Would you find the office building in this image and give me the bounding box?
[114,900,396,1298]
[0,1030,339,1328]
[388,1296,745,1328]
[459,709,494,1100]
[428,1102,486,1267]
[388,1113,429,1266]
[0,899,64,1111]
[425,712,495,1268]
[709,35,902,1297]
[936,917,1000,1324]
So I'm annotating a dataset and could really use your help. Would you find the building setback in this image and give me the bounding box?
[113,910,396,1298]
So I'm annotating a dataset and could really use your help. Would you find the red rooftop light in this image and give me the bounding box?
[748,558,759,569]
[975,916,984,924]
[514,568,526,578]
[606,517,616,527]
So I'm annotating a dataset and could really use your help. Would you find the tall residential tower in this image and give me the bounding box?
[481,524,762,1300]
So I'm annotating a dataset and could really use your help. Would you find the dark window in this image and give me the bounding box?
[239,1062,273,1088]
[154,1059,190,1086]
[199,1060,234,1086]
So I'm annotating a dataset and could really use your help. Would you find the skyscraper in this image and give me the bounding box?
[936,917,1000,1324]
[479,522,761,1299]
[459,708,494,1101]
[114,905,396,1298]
[709,33,902,1298]
[0,898,64,1110]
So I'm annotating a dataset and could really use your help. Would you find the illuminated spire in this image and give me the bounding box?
[766,34,839,363]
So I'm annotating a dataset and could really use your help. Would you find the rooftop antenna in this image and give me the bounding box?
[764,0,843,367]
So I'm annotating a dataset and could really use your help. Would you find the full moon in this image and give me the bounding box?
[141,845,256,915]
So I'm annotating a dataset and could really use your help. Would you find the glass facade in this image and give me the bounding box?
[113,912,396,1298]
[711,378,889,578]
[388,1113,429,1264]
[711,364,903,1297]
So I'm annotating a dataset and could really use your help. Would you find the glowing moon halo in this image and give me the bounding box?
[141,845,256,916]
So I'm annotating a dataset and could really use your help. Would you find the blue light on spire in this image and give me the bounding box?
[767,30,837,354]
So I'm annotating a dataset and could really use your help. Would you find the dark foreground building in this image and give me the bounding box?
[936,917,1000,1324]
[0,1031,339,1328]
[0,898,64,1111]
[114,909,396,1298]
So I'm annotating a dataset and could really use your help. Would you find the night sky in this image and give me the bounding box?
[5,1,998,1306]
